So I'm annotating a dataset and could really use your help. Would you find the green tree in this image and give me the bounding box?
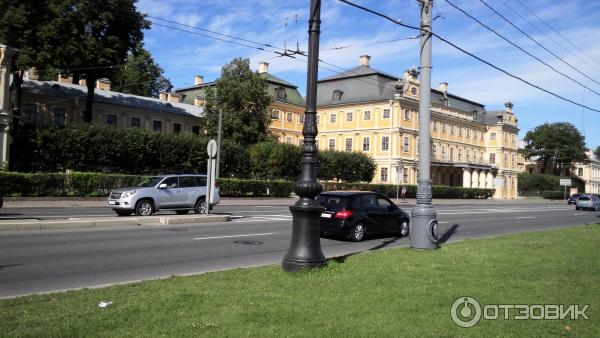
[111,47,172,97]
[522,122,588,175]
[41,0,149,122]
[204,58,272,145]
[594,146,600,161]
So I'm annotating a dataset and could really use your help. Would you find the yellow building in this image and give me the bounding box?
[314,55,520,199]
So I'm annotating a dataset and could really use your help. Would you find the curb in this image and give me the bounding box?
[0,214,230,232]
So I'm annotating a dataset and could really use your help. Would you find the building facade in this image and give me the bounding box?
[314,55,520,199]
[526,151,600,195]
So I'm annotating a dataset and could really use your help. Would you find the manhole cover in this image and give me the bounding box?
[233,240,263,245]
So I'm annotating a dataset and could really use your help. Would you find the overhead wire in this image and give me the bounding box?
[338,0,600,113]
[444,0,600,97]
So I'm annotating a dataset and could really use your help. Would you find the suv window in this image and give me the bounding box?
[195,176,207,187]
[317,195,348,211]
[578,196,590,201]
[377,196,393,209]
[179,176,196,188]
[162,177,179,189]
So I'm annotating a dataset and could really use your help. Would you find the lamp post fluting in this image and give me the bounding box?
[410,0,438,250]
[282,0,326,272]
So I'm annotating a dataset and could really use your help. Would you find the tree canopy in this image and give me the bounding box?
[594,146,600,161]
[111,47,172,98]
[522,122,588,175]
[204,57,273,146]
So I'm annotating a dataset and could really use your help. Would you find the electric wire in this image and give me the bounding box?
[338,0,600,113]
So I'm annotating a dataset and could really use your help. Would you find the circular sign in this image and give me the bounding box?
[207,139,217,157]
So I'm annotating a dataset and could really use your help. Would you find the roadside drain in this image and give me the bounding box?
[233,240,263,245]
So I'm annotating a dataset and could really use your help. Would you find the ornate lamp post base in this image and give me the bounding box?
[410,204,438,250]
[282,201,326,272]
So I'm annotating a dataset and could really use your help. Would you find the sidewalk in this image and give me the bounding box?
[2,196,565,208]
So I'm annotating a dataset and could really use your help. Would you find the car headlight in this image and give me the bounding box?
[121,190,136,198]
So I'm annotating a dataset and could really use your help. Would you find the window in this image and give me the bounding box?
[404,109,410,120]
[432,144,437,158]
[490,153,496,164]
[272,109,280,120]
[377,196,392,208]
[192,125,200,135]
[442,123,447,132]
[403,167,409,183]
[346,111,353,122]
[106,114,118,126]
[345,138,353,152]
[450,147,454,161]
[383,109,390,119]
[333,90,343,101]
[287,112,293,122]
[458,149,463,161]
[512,154,516,167]
[450,125,455,134]
[316,115,320,124]
[380,168,388,182]
[490,133,496,140]
[329,139,336,151]
[179,176,196,188]
[442,146,447,160]
[22,103,37,124]
[299,115,305,123]
[286,137,292,144]
[459,127,463,136]
[173,123,182,134]
[403,137,410,152]
[504,132,508,142]
[53,107,66,126]
[363,110,371,120]
[466,149,470,162]
[474,151,478,163]
[152,120,162,132]
[330,113,336,124]
[130,117,141,128]
[433,121,438,130]
[162,177,178,189]
[381,136,389,151]
[276,87,286,99]
[466,129,470,138]
[363,137,370,151]
[504,154,508,166]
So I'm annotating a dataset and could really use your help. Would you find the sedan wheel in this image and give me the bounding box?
[348,223,366,242]
[398,219,410,237]
[194,199,208,214]
[135,200,154,216]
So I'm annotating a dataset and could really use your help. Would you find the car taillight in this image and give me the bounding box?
[334,210,353,219]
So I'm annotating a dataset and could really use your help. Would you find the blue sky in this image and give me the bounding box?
[138,0,600,152]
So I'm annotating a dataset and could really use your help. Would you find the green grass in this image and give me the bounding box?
[2,225,599,337]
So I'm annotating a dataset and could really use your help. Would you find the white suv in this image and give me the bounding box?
[107,175,220,216]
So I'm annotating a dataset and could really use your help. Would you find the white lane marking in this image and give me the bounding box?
[229,216,245,219]
[572,213,587,216]
[516,216,536,219]
[193,232,275,240]
[438,221,449,224]
[439,207,572,215]
[228,210,289,214]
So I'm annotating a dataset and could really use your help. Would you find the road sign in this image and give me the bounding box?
[559,179,572,186]
[207,139,217,158]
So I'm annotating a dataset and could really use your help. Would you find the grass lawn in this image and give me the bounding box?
[1,225,599,337]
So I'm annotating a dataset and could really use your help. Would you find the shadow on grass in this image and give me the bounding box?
[437,224,460,245]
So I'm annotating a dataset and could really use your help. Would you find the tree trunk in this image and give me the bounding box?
[541,156,549,175]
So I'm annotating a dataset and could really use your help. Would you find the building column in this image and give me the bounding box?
[486,171,494,189]
[462,168,472,188]
[479,171,487,188]
[471,169,479,188]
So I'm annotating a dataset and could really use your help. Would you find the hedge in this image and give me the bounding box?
[0,172,493,199]
[540,191,565,200]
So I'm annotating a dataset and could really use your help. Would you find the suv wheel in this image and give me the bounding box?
[194,199,208,214]
[347,223,366,242]
[135,200,154,216]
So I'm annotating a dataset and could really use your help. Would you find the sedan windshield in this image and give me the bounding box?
[137,176,164,188]
[578,196,590,201]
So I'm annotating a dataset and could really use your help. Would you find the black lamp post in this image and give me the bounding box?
[282,0,326,272]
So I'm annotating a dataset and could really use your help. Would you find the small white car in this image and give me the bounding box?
[107,175,220,216]
[575,195,600,211]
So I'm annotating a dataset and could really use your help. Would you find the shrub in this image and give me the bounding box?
[321,182,493,199]
[541,191,564,200]
[217,178,293,197]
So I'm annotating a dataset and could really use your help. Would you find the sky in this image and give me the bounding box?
[137,0,600,151]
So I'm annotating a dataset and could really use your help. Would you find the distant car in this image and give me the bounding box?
[567,194,581,205]
[107,174,220,216]
[317,191,410,242]
[575,195,600,211]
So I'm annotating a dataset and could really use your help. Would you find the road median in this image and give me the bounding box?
[0,214,230,231]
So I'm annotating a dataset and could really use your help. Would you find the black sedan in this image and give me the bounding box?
[317,191,410,241]
[567,194,581,205]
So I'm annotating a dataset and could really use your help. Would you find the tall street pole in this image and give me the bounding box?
[410,0,439,250]
[282,0,326,272]
[216,108,223,178]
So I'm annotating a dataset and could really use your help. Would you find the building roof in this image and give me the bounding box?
[319,65,398,83]
[24,80,204,117]
[260,72,305,106]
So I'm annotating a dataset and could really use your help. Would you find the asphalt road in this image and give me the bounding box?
[1,203,599,298]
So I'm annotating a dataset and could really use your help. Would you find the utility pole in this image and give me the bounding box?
[282,0,326,272]
[216,109,223,178]
[410,0,438,250]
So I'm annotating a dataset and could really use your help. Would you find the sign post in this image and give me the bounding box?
[206,139,218,215]
[560,178,572,200]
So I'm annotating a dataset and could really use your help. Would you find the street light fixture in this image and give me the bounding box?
[282,0,326,272]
